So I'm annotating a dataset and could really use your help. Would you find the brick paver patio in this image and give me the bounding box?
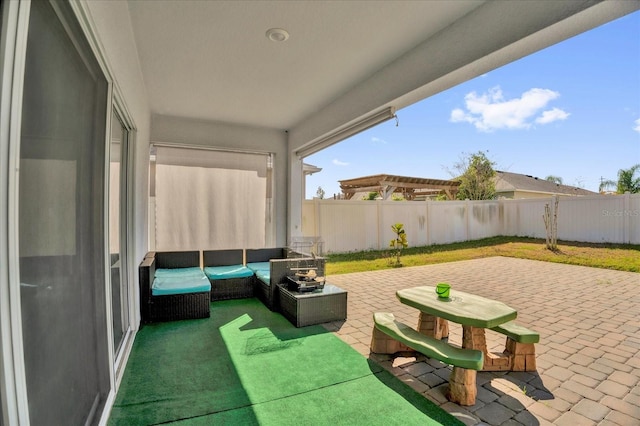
[320,256,640,426]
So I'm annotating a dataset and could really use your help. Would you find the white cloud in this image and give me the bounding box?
[332,159,349,166]
[536,108,570,124]
[634,118,640,133]
[371,137,387,144]
[450,86,569,132]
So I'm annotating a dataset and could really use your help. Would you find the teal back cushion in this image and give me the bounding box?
[204,265,254,280]
[246,262,270,272]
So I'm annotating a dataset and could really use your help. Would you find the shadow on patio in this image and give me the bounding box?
[109,298,462,425]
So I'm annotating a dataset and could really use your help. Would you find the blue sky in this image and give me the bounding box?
[305,11,640,199]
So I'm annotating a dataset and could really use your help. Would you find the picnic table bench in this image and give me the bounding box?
[372,312,484,370]
[371,285,539,405]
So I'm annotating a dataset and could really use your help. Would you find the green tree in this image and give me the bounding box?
[545,175,563,184]
[599,178,616,193]
[315,186,325,199]
[599,164,640,194]
[451,151,496,200]
[616,164,640,194]
[363,192,379,200]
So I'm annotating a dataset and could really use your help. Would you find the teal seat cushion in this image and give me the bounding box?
[246,262,270,272]
[154,267,204,278]
[255,270,270,285]
[152,274,211,296]
[204,265,254,280]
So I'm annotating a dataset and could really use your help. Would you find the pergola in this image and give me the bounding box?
[339,174,460,200]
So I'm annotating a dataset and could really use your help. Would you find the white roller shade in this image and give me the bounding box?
[155,146,267,175]
[153,146,269,251]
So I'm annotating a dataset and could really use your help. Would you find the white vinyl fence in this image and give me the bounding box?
[301,193,640,253]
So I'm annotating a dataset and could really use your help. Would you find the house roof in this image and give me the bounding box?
[495,171,598,197]
[125,1,638,148]
[339,174,460,200]
[303,163,322,176]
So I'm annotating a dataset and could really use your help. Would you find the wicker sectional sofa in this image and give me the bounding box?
[139,251,211,324]
[246,248,326,311]
[139,248,326,324]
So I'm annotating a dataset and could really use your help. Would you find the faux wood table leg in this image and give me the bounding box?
[462,324,485,351]
[417,312,449,340]
[447,367,477,406]
[506,338,537,371]
[462,325,512,371]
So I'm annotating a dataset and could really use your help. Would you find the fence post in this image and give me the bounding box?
[314,198,322,251]
[624,191,630,244]
[499,199,506,236]
[314,198,320,240]
[377,199,383,251]
[465,199,470,241]
[425,201,431,246]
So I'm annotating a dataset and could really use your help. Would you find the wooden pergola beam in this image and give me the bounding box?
[339,174,460,201]
[379,180,456,191]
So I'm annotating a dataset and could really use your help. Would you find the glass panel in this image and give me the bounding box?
[110,111,129,356]
[19,1,109,424]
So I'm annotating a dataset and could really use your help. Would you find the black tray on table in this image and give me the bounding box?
[285,275,325,293]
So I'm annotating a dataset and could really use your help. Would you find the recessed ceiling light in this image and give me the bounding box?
[266,28,289,42]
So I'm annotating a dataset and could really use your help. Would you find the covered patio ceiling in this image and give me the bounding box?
[126,1,639,150]
[339,174,460,200]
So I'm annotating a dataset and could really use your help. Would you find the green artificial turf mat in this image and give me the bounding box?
[109,298,463,425]
[169,373,458,426]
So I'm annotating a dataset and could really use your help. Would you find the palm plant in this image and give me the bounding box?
[388,223,408,267]
[545,175,563,185]
[616,164,640,194]
[599,178,617,193]
[600,164,640,194]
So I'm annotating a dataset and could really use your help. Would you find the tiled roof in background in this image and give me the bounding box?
[495,171,597,196]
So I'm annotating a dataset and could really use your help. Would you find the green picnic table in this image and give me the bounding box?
[396,286,537,373]
[370,286,539,405]
[396,285,517,329]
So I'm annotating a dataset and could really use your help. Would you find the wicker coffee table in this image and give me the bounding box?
[277,283,347,327]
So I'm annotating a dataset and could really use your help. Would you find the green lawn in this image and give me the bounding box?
[325,236,640,275]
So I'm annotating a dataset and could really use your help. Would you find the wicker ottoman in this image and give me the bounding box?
[277,283,347,327]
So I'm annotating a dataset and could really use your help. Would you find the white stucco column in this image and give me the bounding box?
[288,154,304,244]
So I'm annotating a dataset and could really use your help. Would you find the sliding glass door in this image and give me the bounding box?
[18,1,110,423]
[110,110,131,360]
